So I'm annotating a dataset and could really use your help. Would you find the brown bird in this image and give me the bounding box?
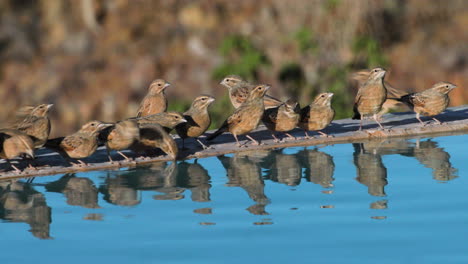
[298,93,335,138]
[207,84,270,147]
[352,70,408,119]
[352,67,387,130]
[133,111,187,132]
[296,148,335,188]
[133,123,178,160]
[220,75,282,109]
[0,129,35,172]
[136,79,170,117]
[46,121,112,166]
[104,119,140,162]
[353,143,388,197]
[14,104,53,148]
[394,82,456,125]
[262,99,300,142]
[175,95,215,149]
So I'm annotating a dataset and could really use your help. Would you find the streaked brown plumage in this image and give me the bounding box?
[262,99,300,142]
[105,119,140,162]
[395,82,456,125]
[175,95,215,149]
[46,121,112,165]
[352,70,408,119]
[0,129,35,172]
[220,75,282,109]
[14,104,53,148]
[133,111,187,132]
[298,93,335,138]
[136,79,170,117]
[133,123,178,160]
[352,67,387,130]
[207,84,270,146]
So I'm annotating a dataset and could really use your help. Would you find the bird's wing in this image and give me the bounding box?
[263,108,278,124]
[299,105,311,120]
[136,96,151,117]
[264,95,283,108]
[60,135,85,152]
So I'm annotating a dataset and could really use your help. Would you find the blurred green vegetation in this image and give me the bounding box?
[352,35,388,67]
[212,35,270,81]
[294,28,319,55]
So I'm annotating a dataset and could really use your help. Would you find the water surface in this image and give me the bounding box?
[1,134,467,263]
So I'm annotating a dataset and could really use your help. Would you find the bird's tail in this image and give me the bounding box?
[352,106,361,120]
[206,123,228,141]
[44,137,65,150]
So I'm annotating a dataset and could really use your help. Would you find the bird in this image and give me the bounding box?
[220,75,283,109]
[175,95,215,149]
[0,129,35,172]
[296,148,335,188]
[45,121,112,166]
[132,123,178,160]
[351,70,408,119]
[262,98,300,142]
[103,119,140,162]
[13,104,53,148]
[353,142,388,197]
[133,111,187,132]
[298,93,335,138]
[352,67,387,130]
[393,82,456,125]
[136,79,170,117]
[206,84,270,147]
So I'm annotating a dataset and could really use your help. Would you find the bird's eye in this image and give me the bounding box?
[158,84,162,86]
[202,98,206,101]
[226,79,230,82]
[373,69,378,73]
[445,85,449,88]
[175,116,179,119]
[91,123,96,126]
[321,95,325,98]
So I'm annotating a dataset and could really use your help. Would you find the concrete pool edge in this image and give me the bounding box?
[1,105,467,180]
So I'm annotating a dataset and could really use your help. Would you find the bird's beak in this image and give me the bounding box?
[163,82,171,89]
[181,118,188,123]
[47,104,54,109]
[449,84,457,90]
[98,123,114,129]
[328,93,334,98]
[208,97,215,103]
[265,85,271,91]
[376,70,386,79]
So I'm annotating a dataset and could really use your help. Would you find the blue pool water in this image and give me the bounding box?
[0,134,467,263]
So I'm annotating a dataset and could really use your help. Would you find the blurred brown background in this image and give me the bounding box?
[0,0,466,137]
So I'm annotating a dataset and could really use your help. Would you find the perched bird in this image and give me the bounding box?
[352,67,387,130]
[0,129,35,172]
[133,111,186,132]
[133,123,178,160]
[14,104,53,148]
[394,82,456,125]
[104,119,140,162]
[207,84,270,146]
[220,75,282,109]
[352,70,408,119]
[298,93,335,138]
[262,98,300,142]
[46,121,112,166]
[136,79,170,117]
[175,95,215,149]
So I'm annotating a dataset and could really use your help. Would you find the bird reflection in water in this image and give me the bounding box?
[264,149,302,187]
[296,147,335,188]
[176,160,211,203]
[218,152,270,215]
[45,173,100,209]
[407,138,458,182]
[353,142,388,197]
[0,180,51,239]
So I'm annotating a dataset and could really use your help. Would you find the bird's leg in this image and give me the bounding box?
[7,160,21,173]
[271,133,280,143]
[233,134,242,147]
[373,114,384,129]
[106,148,114,163]
[304,130,311,139]
[283,132,296,140]
[432,117,442,125]
[246,135,260,146]
[359,114,364,131]
[196,138,212,150]
[318,131,332,138]
[416,113,425,126]
[117,151,132,162]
